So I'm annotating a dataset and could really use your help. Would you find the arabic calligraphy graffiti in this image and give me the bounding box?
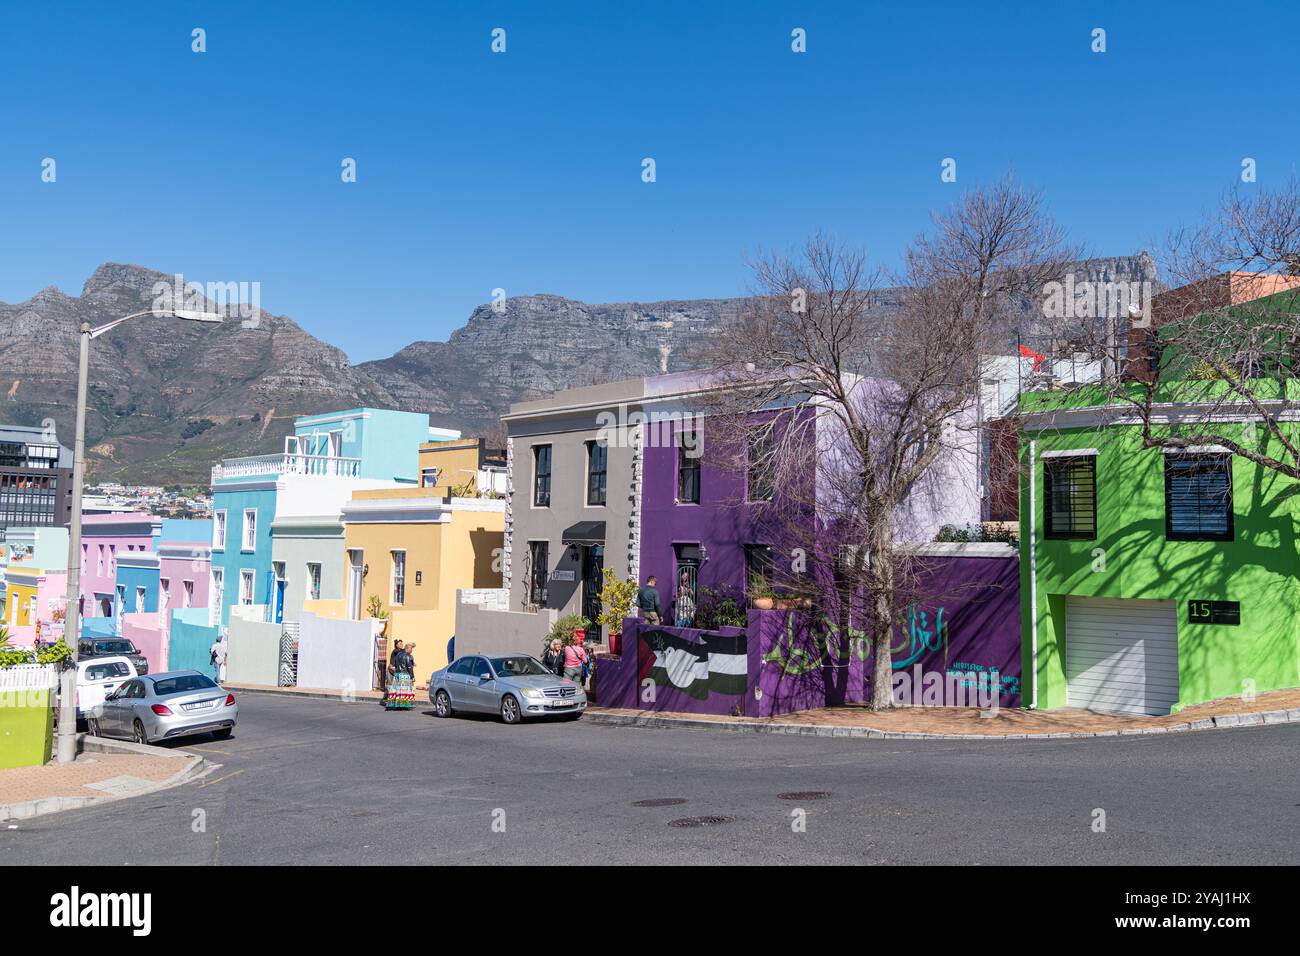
[761,605,948,677]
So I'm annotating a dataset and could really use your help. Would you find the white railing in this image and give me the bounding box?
[0,663,58,691]
[212,453,361,482]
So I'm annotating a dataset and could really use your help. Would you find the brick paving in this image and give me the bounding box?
[590,688,1300,736]
[0,752,191,807]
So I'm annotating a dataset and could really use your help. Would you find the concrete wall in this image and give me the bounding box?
[168,609,220,673]
[296,612,375,692]
[454,599,556,660]
[226,616,282,685]
[122,613,168,674]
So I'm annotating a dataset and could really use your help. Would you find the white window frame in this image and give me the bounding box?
[307,562,322,601]
[391,550,406,606]
[183,579,194,609]
[213,510,227,550]
[135,586,146,614]
[241,509,257,552]
[239,568,255,606]
[160,578,170,614]
[210,569,224,627]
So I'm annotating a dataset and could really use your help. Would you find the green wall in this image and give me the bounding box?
[1020,421,1300,712]
[0,689,53,769]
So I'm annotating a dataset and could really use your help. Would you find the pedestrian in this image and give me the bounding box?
[637,575,662,625]
[542,638,565,676]
[209,636,227,684]
[675,569,696,628]
[385,640,415,711]
[563,635,590,686]
[405,642,418,688]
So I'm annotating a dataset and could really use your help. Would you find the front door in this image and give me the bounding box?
[581,545,604,642]
[273,562,286,624]
[347,550,364,619]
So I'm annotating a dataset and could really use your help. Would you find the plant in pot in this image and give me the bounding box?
[596,568,637,655]
[366,594,390,637]
[548,612,592,646]
[749,575,776,611]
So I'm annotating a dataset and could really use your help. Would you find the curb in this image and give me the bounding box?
[224,684,390,704]
[581,706,1300,740]
[0,736,207,823]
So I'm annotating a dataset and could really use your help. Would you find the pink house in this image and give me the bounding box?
[78,513,160,621]
[158,539,211,619]
[4,566,69,647]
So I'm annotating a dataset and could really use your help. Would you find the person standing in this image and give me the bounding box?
[542,638,565,676]
[209,637,227,684]
[637,575,662,625]
[674,569,696,628]
[384,640,414,710]
[563,636,590,686]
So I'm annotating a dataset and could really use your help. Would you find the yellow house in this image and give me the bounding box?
[307,488,505,684]
[417,437,507,498]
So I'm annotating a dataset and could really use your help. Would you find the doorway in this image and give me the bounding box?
[347,550,364,619]
[581,545,604,642]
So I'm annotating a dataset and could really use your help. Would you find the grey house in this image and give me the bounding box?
[501,378,644,638]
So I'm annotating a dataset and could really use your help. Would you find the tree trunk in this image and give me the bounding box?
[868,515,896,710]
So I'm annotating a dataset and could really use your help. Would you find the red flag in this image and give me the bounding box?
[1018,344,1046,372]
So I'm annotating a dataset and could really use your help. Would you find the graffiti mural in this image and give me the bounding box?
[641,627,747,701]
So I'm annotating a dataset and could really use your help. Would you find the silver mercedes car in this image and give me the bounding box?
[429,654,586,724]
[88,670,237,745]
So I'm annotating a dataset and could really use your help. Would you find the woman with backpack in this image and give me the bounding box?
[563,633,591,687]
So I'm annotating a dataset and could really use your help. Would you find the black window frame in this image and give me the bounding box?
[1042,455,1097,540]
[1164,453,1234,542]
[746,430,776,502]
[744,544,774,602]
[676,430,701,504]
[528,540,549,607]
[532,444,552,507]
[586,440,608,506]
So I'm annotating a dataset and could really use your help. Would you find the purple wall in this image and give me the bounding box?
[595,554,1021,715]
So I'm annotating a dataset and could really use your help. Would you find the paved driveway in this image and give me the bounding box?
[3,692,1296,865]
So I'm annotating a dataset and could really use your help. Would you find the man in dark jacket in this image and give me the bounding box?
[637,575,662,624]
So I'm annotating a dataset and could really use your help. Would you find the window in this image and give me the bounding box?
[210,569,224,626]
[307,562,322,601]
[160,579,170,614]
[420,466,439,489]
[1043,456,1097,539]
[109,545,116,574]
[527,540,549,607]
[97,545,104,575]
[677,430,701,503]
[391,550,406,605]
[533,445,552,507]
[448,657,475,676]
[183,580,194,608]
[242,509,257,551]
[747,431,775,502]
[745,544,774,602]
[1165,454,1234,541]
[81,543,87,574]
[471,657,493,681]
[213,510,227,550]
[239,569,255,605]
[135,586,146,614]
[115,585,125,621]
[586,441,608,506]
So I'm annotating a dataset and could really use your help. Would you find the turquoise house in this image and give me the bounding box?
[209,408,444,628]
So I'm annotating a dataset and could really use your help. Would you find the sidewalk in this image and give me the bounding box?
[0,738,204,822]
[584,688,1300,739]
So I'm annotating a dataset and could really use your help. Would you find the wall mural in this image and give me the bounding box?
[640,627,746,701]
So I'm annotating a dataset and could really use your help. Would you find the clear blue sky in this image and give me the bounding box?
[2,1,1297,362]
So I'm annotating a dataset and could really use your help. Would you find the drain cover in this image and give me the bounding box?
[668,815,733,828]
[632,798,688,808]
[777,791,832,801]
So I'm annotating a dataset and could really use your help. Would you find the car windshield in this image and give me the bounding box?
[151,674,217,696]
[96,641,136,654]
[491,656,552,677]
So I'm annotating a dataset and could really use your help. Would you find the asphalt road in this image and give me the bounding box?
[3,692,1297,865]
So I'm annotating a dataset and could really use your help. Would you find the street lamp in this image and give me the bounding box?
[56,307,222,764]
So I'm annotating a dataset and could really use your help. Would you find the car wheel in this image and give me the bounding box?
[500,694,522,725]
[213,728,233,740]
[434,690,453,718]
[132,719,149,746]
[87,717,102,737]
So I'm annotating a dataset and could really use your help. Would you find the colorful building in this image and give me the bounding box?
[4,565,67,646]
[78,513,161,622]
[1019,281,1300,715]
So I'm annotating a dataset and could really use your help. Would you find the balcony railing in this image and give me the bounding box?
[212,453,362,483]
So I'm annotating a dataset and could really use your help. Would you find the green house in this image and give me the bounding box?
[1018,290,1300,715]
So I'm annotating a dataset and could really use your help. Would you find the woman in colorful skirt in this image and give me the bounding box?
[384,640,416,710]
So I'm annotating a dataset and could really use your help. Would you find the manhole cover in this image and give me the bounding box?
[668,815,734,828]
[632,798,688,808]
[777,791,832,801]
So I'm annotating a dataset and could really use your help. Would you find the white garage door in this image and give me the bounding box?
[1065,597,1179,715]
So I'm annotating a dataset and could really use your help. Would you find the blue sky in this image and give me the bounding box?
[2,1,1298,361]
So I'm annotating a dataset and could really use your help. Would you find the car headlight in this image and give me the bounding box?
[520,687,546,699]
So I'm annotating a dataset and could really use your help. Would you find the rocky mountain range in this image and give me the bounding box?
[0,255,1159,485]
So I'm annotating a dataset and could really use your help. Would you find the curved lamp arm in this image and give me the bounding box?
[87,308,223,339]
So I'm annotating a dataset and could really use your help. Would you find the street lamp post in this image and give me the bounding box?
[56,308,222,764]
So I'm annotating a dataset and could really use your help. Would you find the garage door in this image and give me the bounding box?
[1065,597,1179,715]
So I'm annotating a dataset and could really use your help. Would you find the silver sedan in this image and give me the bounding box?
[430,654,586,724]
[88,670,237,745]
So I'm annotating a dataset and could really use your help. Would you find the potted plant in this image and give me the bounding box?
[596,569,637,654]
[366,594,390,637]
[749,575,775,610]
[548,612,592,646]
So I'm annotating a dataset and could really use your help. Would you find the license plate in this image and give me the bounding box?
[548,699,572,708]
[182,701,214,712]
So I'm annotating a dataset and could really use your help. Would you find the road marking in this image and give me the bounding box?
[200,768,246,789]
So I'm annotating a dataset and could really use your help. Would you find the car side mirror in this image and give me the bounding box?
[479,674,493,682]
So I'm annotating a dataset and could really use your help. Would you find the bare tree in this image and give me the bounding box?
[1080,179,1300,478]
[702,178,1074,708]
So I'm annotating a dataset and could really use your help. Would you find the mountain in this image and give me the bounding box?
[0,254,1160,485]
